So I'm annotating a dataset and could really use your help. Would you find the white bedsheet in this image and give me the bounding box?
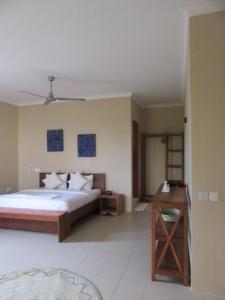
[0,189,101,213]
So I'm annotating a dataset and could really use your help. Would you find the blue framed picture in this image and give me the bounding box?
[47,129,64,152]
[78,134,96,157]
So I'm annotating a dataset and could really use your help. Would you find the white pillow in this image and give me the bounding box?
[56,173,68,190]
[82,175,94,191]
[42,172,63,189]
[68,172,88,190]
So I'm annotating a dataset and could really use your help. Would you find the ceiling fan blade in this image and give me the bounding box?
[55,97,85,102]
[20,77,86,105]
[19,90,46,98]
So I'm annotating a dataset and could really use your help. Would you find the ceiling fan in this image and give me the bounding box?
[19,76,85,105]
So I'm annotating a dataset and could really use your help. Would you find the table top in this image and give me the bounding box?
[152,185,187,204]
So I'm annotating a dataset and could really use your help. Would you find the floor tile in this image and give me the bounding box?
[77,257,106,274]
[122,264,150,282]
[106,252,131,266]
[87,250,110,262]
[92,274,121,294]
[143,281,174,300]
[114,278,147,299]
[111,294,138,300]
[204,294,225,300]
[0,210,221,300]
[173,285,204,300]
[101,291,113,300]
[98,262,126,278]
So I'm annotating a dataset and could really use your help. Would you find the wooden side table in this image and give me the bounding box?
[99,193,124,216]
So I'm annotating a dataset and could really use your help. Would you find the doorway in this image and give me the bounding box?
[142,133,184,200]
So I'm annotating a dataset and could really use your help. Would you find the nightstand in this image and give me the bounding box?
[99,193,124,216]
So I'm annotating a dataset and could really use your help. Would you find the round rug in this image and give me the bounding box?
[0,268,103,300]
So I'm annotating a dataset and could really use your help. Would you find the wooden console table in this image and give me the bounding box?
[151,185,189,286]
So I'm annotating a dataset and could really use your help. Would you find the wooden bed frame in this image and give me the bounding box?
[0,173,105,242]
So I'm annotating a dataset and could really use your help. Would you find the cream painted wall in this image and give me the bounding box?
[18,98,133,212]
[141,106,184,134]
[0,101,18,193]
[189,11,225,296]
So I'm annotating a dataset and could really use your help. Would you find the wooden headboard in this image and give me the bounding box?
[39,172,105,192]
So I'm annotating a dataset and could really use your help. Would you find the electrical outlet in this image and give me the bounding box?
[209,192,219,202]
[198,192,208,201]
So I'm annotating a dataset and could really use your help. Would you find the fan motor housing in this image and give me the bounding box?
[48,76,55,82]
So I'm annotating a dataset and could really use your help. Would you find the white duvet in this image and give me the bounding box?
[0,189,101,212]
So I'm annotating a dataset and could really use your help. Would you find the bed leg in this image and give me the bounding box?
[58,213,71,242]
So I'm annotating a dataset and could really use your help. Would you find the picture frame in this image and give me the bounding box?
[47,129,64,152]
[77,134,96,157]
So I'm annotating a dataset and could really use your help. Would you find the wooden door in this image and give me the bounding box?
[132,121,139,197]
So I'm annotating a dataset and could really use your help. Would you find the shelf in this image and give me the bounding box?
[168,149,183,153]
[167,164,183,168]
[165,133,184,182]
[156,267,183,278]
[101,208,118,216]
[99,193,124,216]
[168,134,183,137]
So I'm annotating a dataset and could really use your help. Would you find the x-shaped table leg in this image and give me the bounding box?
[156,208,183,272]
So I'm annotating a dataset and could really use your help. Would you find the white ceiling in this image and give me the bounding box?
[0,0,224,107]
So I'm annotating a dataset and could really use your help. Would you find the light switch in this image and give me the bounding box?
[198,192,209,201]
[209,192,219,202]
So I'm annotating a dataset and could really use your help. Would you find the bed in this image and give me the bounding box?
[0,173,105,242]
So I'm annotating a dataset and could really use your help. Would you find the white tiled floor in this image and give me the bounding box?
[0,210,224,300]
